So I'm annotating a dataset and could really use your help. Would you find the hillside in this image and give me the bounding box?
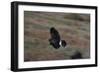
[24,11,90,61]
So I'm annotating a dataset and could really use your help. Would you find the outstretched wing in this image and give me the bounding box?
[50,27,60,42]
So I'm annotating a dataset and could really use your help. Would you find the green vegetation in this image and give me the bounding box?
[24,11,90,61]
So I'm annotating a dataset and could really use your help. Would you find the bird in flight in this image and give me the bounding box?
[49,27,67,49]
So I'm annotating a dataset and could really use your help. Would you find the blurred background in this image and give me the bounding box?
[24,11,90,61]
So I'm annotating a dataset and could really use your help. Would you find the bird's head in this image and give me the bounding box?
[60,40,67,48]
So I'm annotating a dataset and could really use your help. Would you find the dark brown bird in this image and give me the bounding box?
[49,27,67,49]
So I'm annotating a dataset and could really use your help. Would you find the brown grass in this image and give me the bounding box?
[24,11,90,61]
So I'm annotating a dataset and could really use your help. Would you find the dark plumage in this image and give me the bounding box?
[49,27,67,49]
